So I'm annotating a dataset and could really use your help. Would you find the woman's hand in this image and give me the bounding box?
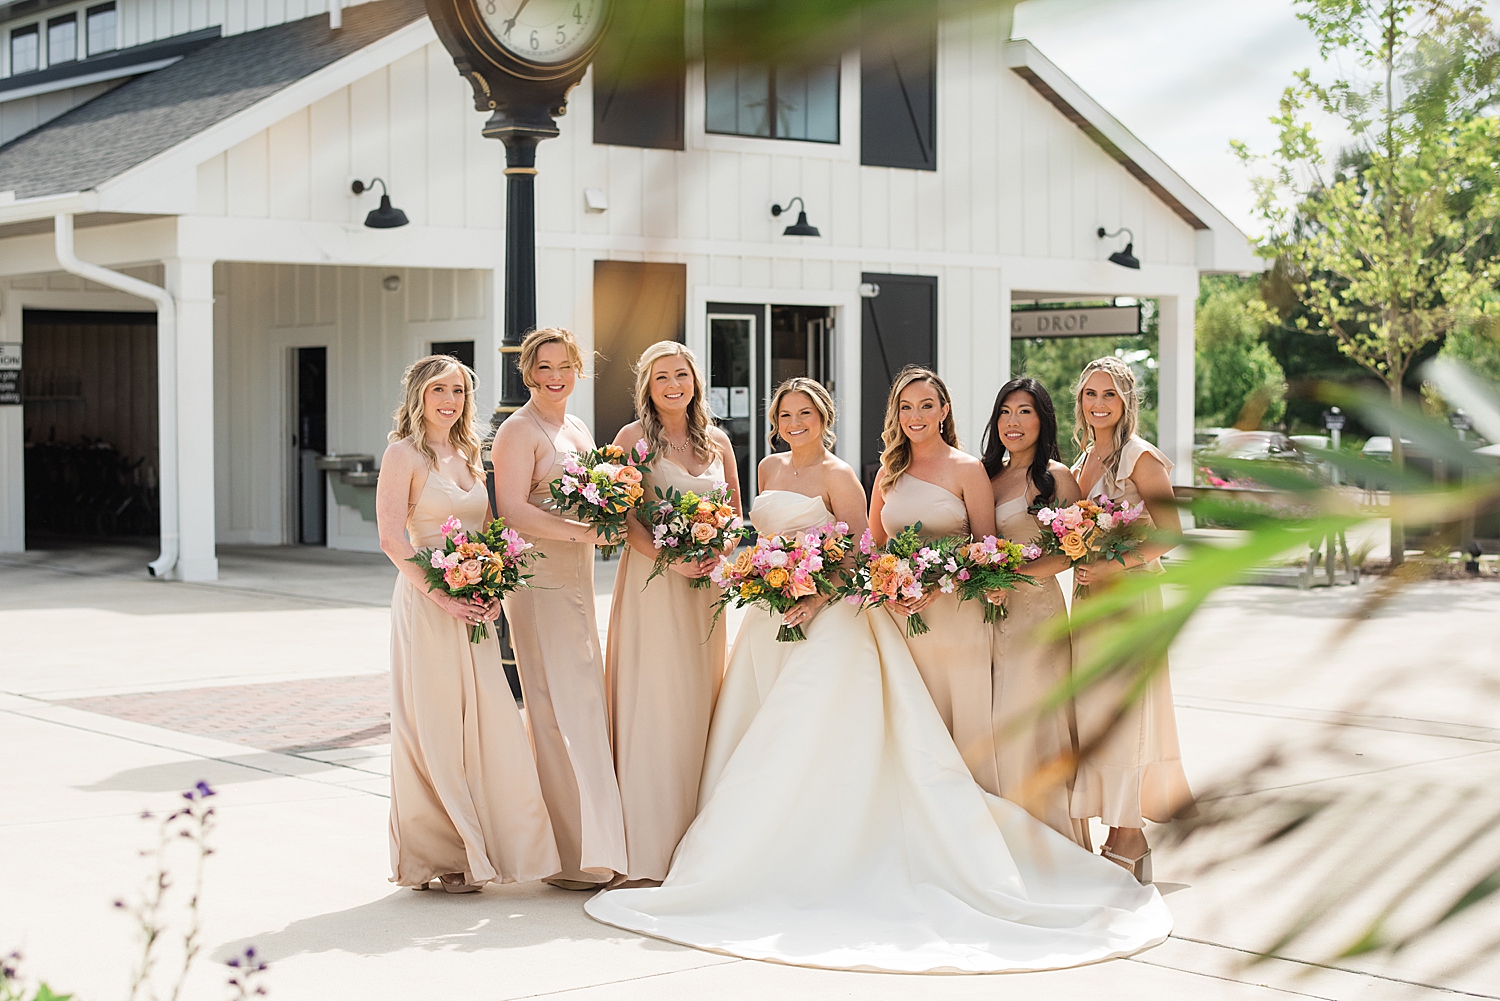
[477,597,503,622]
[435,593,487,625]
[1073,559,1124,588]
[782,593,830,630]
[670,554,718,579]
[983,588,1010,609]
[894,588,938,616]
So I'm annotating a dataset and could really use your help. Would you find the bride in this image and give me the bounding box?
[584,378,1170,974]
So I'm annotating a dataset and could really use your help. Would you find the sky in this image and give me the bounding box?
[1010,0,1500,238]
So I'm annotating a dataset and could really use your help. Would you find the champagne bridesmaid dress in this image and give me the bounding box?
[992,494,1089,846]
[502,420,629,884]
[878,474,1001,795]
[605,454,728,883]
[389,471,560,887]
[1069,437,1194,828]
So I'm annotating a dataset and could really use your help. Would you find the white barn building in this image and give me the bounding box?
[0,0,1255,577]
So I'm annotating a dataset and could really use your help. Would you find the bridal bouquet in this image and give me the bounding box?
[639,481,740,588]
[408,515,542,643]
[549,440,654,557]
[846,524,963,638]
[952,536,1040,623]
[709,522,851,641]
[1034,496,1146,593]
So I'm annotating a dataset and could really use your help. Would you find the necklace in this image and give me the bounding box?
[789,454,819,476]
[666,437,691,453]
[525,404,566,433]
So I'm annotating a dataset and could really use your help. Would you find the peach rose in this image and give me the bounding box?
[602,443,626,460]
[787,574,817,598]
[691,522,717,544]
[443,566,467,589]
[1060,532,1088,561]
[459,559,484,585]
[731,549,755,576]
[764,567,789,589]
[614,465,643,485]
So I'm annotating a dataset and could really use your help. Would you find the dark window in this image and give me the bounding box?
[860,17,936,170]
[860,273,937,491]
[86,3,117,56]
[431,340,475,371]
[592,0,684,150]
[10,24,38,75]
[47,14,76,66]
[704,0,838,143]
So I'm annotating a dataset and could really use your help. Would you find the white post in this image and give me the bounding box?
[997,281,1013,388]
[1156,294,1195,486]
[167,258,218,581]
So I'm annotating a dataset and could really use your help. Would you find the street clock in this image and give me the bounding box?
[427,0,611,137]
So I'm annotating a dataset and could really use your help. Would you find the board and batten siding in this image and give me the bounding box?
[116,0,376,49]
[213,261,490,551]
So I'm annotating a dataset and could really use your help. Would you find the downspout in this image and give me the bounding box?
[53,213,179,577]
[329,0,341,30]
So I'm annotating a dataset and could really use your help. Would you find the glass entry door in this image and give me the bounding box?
[707,304,836,503]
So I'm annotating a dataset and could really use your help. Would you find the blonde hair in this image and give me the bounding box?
[878,366,958,492]
[1072,355,1140,484]
[518,327,587,390]
[633,341,714,461]
[767,377,837,451]
[389,354,485,480]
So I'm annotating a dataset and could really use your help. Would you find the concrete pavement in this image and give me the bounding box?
[1,542,1497,1000]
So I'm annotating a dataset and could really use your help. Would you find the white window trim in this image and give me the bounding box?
[685,42,860,162]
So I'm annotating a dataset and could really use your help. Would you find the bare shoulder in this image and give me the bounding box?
[949,447,988,473]
[706,423,735,451]
[381,438,422,472]
[613,419,646,448]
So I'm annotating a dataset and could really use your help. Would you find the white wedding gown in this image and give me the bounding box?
[584,490,1171,974]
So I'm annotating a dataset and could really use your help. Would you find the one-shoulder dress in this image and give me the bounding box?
[388,470,559,887]
[1069,437,1195,828]
[605,454,728,883]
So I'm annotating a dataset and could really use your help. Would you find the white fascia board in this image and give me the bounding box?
[0,214,176,278]
[1003,38,1261,274]
[0,57,181,105]
[0,190,98,226]
[95,17,440,213]
[176,215,503,269]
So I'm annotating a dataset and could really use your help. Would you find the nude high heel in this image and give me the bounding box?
[1100,846,1153,885]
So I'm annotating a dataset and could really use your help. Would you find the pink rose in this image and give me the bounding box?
[691,522,716,544]
[459,559,483,585]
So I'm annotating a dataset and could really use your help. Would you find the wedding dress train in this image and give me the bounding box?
[584,490,1170,974]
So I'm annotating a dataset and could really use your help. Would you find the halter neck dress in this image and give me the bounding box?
[388,468,559,887]
[878,473,1001,796]
[605,452,729,883]
[992,491,1089,847]
[501,410,628,884]
[1068,437,1194,828]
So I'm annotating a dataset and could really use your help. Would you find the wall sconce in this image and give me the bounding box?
[351,178,409,229]
[771,197,821,237]
[1097,226,1140,269]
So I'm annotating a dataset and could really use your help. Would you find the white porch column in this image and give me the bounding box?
[1156,294,1195,486]
[167,258,218,581]
[997,281,1013,386]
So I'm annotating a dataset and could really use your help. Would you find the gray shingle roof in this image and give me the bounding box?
[0,0,427,199]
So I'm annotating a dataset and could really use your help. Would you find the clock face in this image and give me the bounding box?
[478,0,606,65]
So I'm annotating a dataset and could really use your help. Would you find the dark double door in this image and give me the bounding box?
[860,273,938,492]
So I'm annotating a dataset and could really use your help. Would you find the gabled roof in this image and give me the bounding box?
[1004,38,1259,273]
[0,0,426,200]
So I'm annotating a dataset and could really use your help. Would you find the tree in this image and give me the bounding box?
[1195,277,1288,429]
[1236,0,1500,564]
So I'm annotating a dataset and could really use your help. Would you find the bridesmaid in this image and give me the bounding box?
[868,366,1001,795]
[605,341,742,886]
[981,377,1090,847]
[376,355,559,892]
[490,327,628,889]
[1068,356,1194,884]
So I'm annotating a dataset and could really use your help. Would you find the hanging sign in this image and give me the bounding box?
[1010,305,1141,338]
[0,342,19,406]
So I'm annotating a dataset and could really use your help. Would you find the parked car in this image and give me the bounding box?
[1197,430,1325,487]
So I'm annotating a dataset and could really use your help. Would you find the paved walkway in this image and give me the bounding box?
[1,542,1497,1000]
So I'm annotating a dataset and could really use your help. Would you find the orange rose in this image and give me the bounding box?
[625,483,644,503]
[1060,532,1088,561]
[764,567,789,589]
[614,465,643,485]
[731,549,755,576]
[691,522,717,544]
[602,443,626,460]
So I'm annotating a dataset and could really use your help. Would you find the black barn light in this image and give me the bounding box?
[1097,226,1140,269]
[772,197,821,237]
[352,178,409,229]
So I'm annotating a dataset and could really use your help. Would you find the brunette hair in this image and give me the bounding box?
[766,377,837,451]
[633,340,714,461]
[877,366,958,492]
[518,326,587,390]
[389,354,485,480]
[980,378,1059,500]
[1072,356,1140,483]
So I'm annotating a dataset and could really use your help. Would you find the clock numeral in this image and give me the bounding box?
[573,2,581,22]
[556,25,566,44]
[484,0,495,11]
[530,29,539,49]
